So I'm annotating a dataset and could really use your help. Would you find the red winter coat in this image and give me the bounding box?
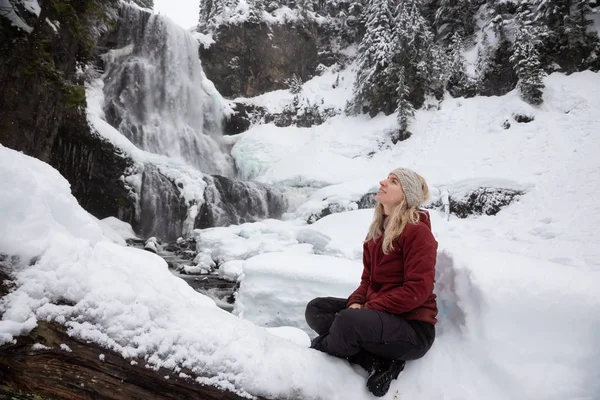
[347,211,438,325]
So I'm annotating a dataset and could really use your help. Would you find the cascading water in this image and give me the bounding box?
[92,3,288,240]
[102,4,234,176]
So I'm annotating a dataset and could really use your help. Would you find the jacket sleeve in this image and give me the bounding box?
[346,242,371,307]
[363,224,437,314]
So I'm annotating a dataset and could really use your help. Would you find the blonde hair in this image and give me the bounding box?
[365,173,430,254]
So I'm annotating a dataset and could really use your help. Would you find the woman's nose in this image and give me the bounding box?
[379,179,386,186]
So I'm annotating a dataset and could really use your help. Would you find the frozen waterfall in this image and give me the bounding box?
[102,4,234,176]
[88,3,287,240]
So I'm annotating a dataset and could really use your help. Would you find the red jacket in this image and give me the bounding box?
[347,211,438,325]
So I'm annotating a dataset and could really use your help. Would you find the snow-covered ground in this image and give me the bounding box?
[1,64,600,400]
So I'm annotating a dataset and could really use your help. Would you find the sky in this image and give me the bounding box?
[154,0,200,29]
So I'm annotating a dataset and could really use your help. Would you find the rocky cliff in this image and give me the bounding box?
[199,18,350,98]
[0,0,138,225]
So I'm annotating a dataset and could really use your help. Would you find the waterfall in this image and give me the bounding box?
[102,4,234,176]
[89,3,288,240]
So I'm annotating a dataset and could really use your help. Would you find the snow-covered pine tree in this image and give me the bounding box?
[396,66,415,134]
[391,0,443,105]
[298,0,315,14]
[433,0,478,44]
[247,0,266,22]
[533,0,599,71]
[198,0,231,31]
[510,18,546,104]
[351,0,395,115]
[447,32,475,97]
[286,74,303,94]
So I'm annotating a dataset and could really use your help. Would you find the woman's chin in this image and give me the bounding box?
[373,194,382,202]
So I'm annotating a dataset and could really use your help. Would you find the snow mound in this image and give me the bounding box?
[234,252,363,336]
[0,145,103,264]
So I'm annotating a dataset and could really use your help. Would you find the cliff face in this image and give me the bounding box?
[199,20,344,98]
[0,0,137,224]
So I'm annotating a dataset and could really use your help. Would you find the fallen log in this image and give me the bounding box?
[0,270,267,400]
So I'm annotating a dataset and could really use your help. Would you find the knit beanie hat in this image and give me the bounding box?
[390,168,425,208]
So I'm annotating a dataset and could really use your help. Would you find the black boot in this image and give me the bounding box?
[366,359,406,397]
[310,334,326,350]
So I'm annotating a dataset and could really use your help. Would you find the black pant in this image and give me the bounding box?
[305,297,435,371]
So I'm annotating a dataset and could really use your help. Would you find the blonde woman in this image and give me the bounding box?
[305,168,437,397]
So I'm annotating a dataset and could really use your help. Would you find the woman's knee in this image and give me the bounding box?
[329,308,368,337]
[305,297,323,316]
[305,297,325,325]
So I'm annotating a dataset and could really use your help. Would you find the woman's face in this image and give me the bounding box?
[374,174,405,208]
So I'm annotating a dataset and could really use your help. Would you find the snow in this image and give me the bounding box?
[60,343,73,352]
[23,0,40,16]
[218,260,245,282]
[2,62,600,400]
[231,113,396,186]
[0,0,33,33]
[99,217,138,241]
[265,326,310,347]
[233,252,362,336]
[234,61,355,114]
[0,146,104,264]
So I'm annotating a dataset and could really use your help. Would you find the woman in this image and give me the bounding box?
[305,167,437,397]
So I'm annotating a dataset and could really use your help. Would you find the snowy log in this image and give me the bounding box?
[0,320,264,400]
[0,271,262,400]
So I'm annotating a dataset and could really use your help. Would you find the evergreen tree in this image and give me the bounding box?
[447,32,474,97]
[298,0,315,13]
[199,0,230,30]
[352,0,395,115]
[474,30,492,79]
[248,0,266,22]
[396,66,414,133]
[533,0,598,70]
[391,0,444,104]
[286,74,303,94]
[510,22,546,104]
[433,0,477,44]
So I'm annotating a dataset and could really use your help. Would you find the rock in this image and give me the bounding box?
[513,113,534,123]
[131,0,154,8]
[448,187,523,218]
[196,175,288,229]
[357,193,377,209]
[144,237,159,253]
[390,128,412,144]
[50,130,137,227]
[224,102,269,135]
[503,119,511,129]
[199,21,322,98]
[425,187,524,218]
[138,165,188,241]
[307,202,356,224]
[477,39,518,97]
[0,0,137,227]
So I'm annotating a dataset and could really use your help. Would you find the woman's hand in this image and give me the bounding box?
[348,303,363,309]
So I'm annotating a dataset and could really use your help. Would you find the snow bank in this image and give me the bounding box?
[231,113,397,186]
[98,216,138,245]
[0,146,103,264]
[234,252,363,336]
[192,219,309,264]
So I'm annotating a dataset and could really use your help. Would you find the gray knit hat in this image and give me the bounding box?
[390,168,425,208]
